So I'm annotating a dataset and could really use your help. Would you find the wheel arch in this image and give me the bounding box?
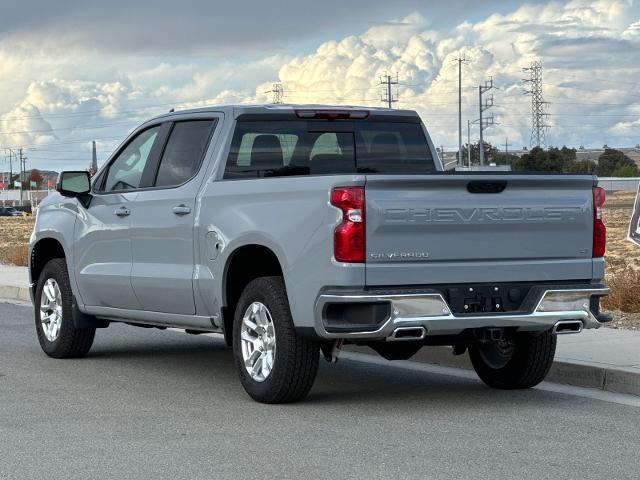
[221,243,285,345]
[30,237,67,294]
[30,239,108,330]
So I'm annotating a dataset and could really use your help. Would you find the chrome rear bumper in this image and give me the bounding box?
[314,286,609,340]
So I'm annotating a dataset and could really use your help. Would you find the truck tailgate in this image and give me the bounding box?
[365,174,596,286]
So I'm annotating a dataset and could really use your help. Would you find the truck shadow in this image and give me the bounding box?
[76,325,583,411]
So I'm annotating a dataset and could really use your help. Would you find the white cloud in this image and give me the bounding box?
[271,0,640,149]
[622,19,640,38]
[1,0,640,172]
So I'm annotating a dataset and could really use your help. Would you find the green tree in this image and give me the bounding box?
[565,159,597,174]
[596,149,639,176]
[513,146,593,173]
[460,142,498,166]
[515,146,558,172]
[611,165,639,177]
[492,151,520,166]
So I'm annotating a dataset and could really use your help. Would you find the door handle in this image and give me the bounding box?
[114,206,131,217]
[172,204,191,216]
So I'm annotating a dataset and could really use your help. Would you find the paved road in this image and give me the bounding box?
[1,301,639,480]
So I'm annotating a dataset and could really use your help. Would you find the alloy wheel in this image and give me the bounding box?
[40,278,63,342]
[240,302,277,382]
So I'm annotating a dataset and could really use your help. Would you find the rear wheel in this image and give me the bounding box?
[469,331,556,389]
[232,276,319,403]
[35,258,95,358]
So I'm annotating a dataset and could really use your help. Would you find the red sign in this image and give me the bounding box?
[48,180,55,188]
[0,182,5,190]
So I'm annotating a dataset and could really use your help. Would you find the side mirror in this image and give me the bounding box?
[56,171,91,197]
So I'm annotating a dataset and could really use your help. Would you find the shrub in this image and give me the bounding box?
[611,165,639,178]
[602,267,640,313]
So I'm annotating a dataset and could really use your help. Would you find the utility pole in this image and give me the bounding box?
[4,148,16,186]
[380,73,398,109]
[523,61,548,148]
[265,83,284,104]
[454,56,468,166]
[467,120,471,167]
[504,138,512,157]
[18,148,24,204]
[478,78,494,167]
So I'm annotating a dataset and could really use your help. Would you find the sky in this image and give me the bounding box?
[0,0,639,172]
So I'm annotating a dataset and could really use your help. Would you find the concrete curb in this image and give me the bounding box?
[0,285,31,302]
[345,344,640,397]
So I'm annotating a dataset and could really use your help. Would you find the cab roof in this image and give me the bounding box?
[149,104,420,122]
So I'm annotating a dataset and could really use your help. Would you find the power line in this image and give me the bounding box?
[4,136,122,149]
[523,60,549,148]
[0,120,140,136]
[545,70,640,88]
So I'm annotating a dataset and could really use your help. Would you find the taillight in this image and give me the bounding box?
[330,186,365,263]
[593,186,606,258]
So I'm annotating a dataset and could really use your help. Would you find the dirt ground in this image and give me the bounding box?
[0,216,32,267]
[1,190,639,329]
[598,191,640,329]
[602,191,640,272]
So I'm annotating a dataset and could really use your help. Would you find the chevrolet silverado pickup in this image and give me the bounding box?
[29,104,609,403]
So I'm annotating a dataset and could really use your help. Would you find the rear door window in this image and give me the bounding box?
[154,120,215,188]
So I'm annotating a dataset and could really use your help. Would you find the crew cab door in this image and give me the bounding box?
[75,125,163,309]
[128,117,218,315]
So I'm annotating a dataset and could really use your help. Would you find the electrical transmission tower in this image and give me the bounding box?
[380,73,399,109]
[266,83,284,104]
[477,77,494,166]
[523,61,548,148]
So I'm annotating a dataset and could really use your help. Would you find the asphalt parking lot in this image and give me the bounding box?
[1,300,639,480]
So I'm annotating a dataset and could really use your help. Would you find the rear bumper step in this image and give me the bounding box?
[314,286,609,340]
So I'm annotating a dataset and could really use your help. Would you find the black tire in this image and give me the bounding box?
[469,331,556,389]
[34,258,95,358]
[232,276,319,404]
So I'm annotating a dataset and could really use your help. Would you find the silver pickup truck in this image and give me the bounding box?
[29,105,609,403]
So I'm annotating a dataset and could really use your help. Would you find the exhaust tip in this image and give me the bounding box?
[553,320,583,335]
[389,326,427,341]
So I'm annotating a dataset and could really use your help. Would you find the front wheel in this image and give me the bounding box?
[232,276,319,403]
[469,331,556,389]
[34,258,95,358]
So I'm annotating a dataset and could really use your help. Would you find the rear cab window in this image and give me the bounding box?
[224,118,434,178]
